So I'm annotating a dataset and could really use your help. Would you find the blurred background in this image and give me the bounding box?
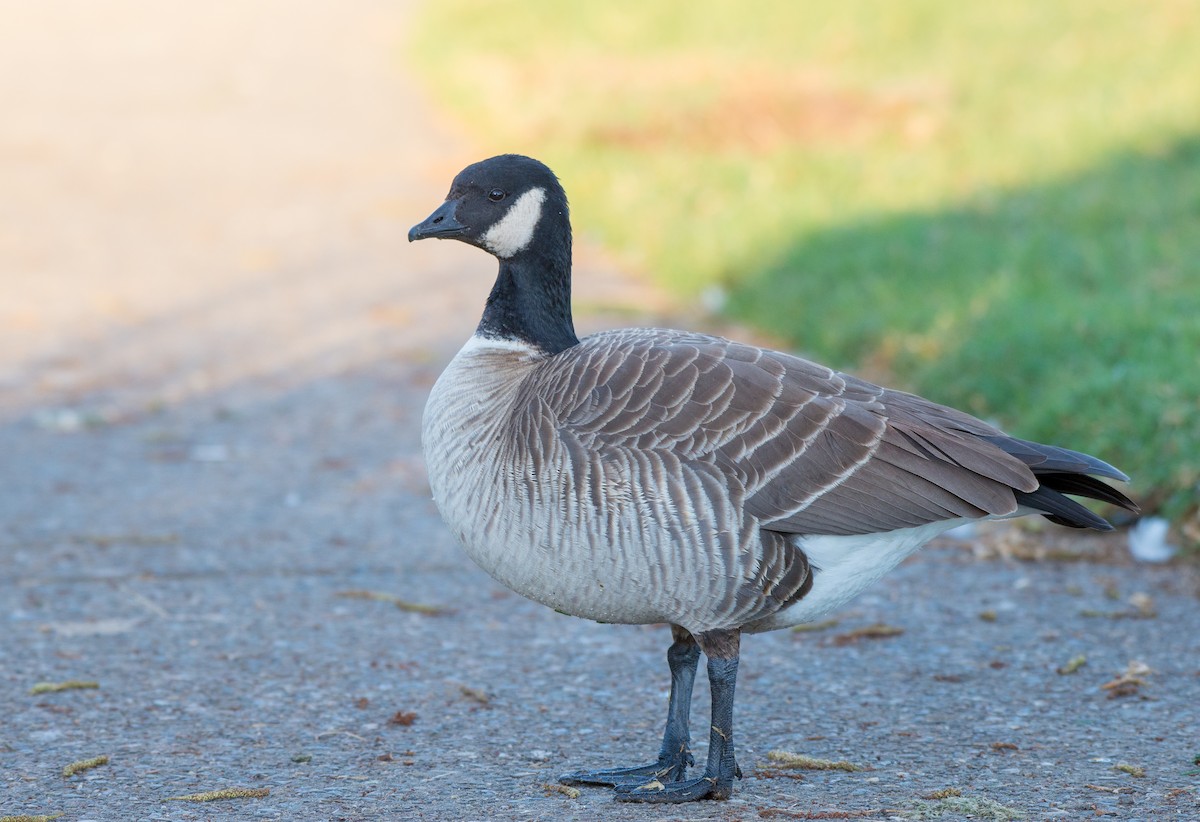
[2,1,1197,539]
[410,0,1200,539]
[0,0,472,416]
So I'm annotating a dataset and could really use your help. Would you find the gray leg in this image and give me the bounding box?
[615,628,741,802]
[561,625,700,786]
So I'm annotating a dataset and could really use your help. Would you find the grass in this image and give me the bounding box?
[30,680,99,694]
[408,1,1200,529]
[60,755,108,779]
[165,788,271,802]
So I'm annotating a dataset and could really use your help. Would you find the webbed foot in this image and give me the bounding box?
[560,747,693,787]
[613,762,738,803]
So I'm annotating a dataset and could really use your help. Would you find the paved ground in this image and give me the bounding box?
[2,3,1198,821]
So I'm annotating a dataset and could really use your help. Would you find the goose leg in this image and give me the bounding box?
[615,629,741,803]
[561,625,700,786]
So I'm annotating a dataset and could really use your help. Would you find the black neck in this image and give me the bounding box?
[477,237,579,355]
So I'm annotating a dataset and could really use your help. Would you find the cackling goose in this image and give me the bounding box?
[409,154,1139,803]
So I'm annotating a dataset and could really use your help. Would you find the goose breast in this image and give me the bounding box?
[423,332,813,632]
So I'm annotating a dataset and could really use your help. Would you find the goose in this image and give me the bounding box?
[409,154,1139,803]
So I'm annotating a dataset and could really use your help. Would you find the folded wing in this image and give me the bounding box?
[551,329,1137,537]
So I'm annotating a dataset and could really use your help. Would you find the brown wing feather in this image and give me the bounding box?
[550,328,1129,539]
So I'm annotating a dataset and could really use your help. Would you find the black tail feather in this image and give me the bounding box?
[982,433,1139,531]
[1014,470,1141,531]
[983,435,1131,482]
[1015,486,1113,530]
[1033,471,1140,511]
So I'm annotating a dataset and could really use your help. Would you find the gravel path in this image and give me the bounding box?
[2,3,1198,820]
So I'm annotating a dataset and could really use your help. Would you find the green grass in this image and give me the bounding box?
[409,1,1200,529]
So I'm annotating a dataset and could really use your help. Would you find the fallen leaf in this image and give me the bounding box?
[460,685,490,705]
[1056,654,1087,675]
[1085,783,1134,794]
[388,711,417,726]
[766,750,864,772]
[1101,661,1153,698]
[827,624,904,646]
[61,755,108,778]
[334,590,447,616]
[31,680,99,694]
[791,619,839,633]
[542,783,581,799]
[166,788,270,802]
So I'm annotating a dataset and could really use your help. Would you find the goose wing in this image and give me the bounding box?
[548,328,1126,536]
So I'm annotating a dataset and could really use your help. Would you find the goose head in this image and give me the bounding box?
[408,154,570,261]
[409,155,578,354]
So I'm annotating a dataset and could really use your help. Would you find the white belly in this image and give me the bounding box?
[749,519,964,632]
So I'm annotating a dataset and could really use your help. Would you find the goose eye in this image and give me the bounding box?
[488,188,506,202]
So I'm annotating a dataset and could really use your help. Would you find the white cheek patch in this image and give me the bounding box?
[482,187,546,257]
